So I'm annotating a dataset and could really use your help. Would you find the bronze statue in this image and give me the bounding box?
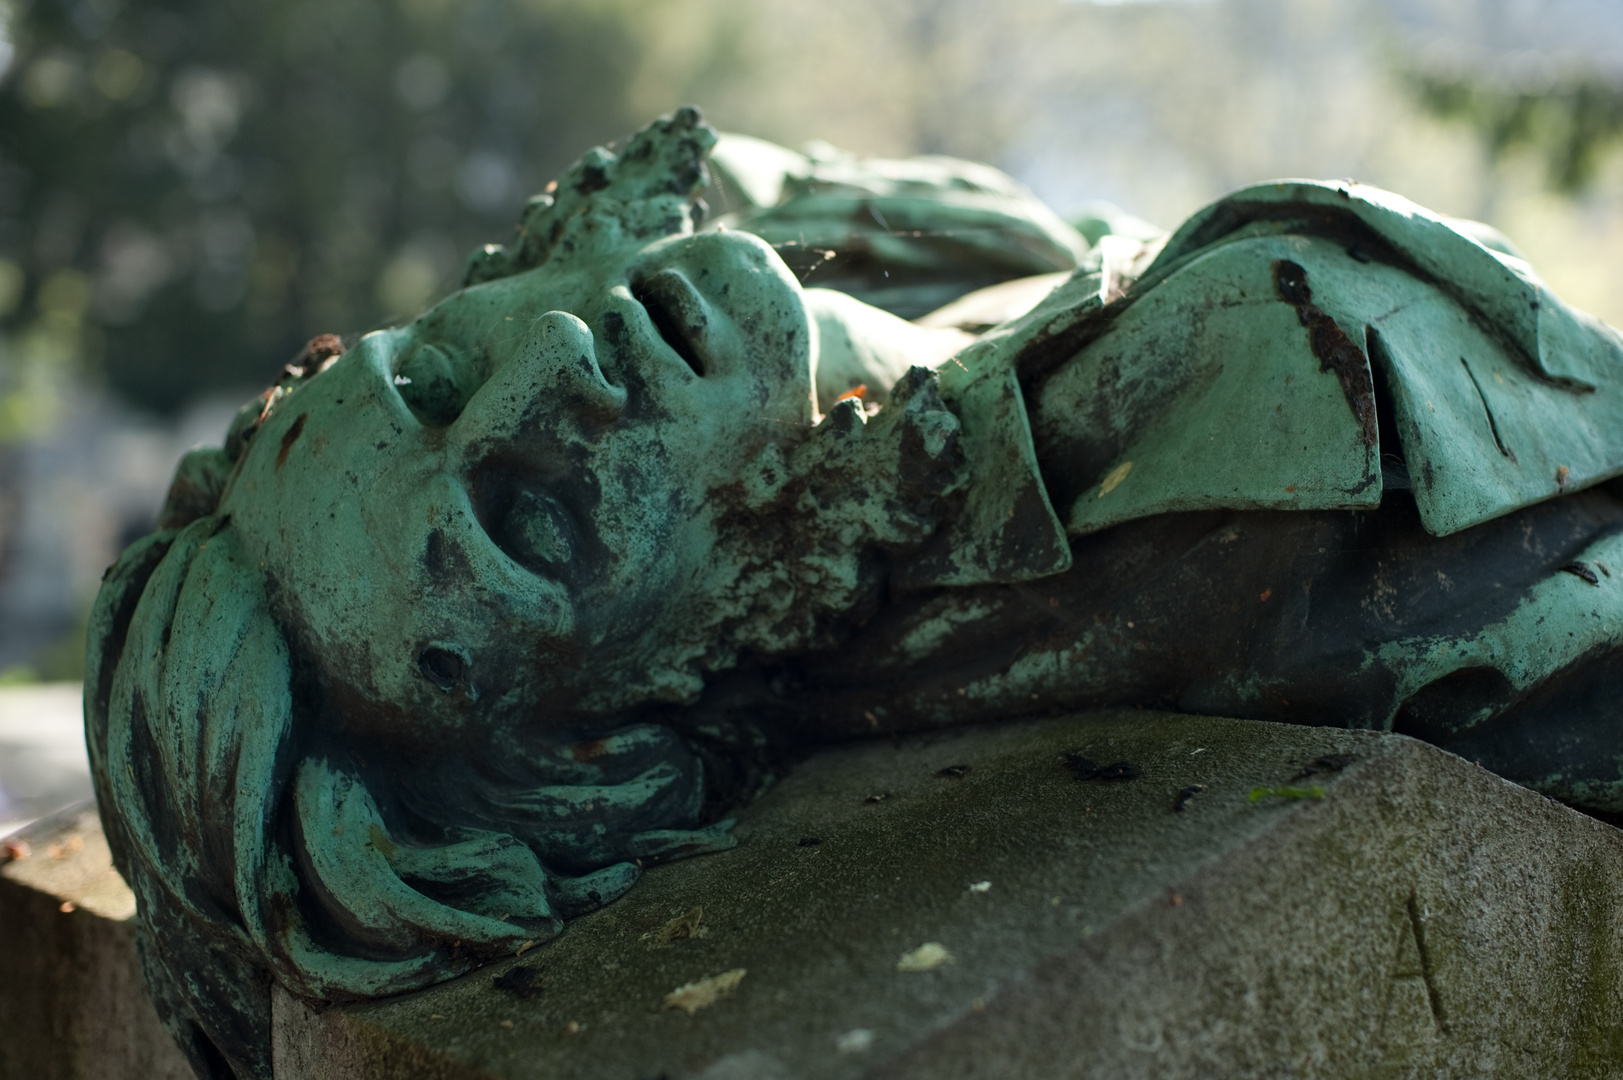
[86,108,1623,1079]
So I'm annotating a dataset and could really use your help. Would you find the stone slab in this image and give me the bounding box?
[0,803,192,1080]
[269,711,1623,1079]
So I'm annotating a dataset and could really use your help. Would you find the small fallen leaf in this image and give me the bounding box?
[1098,460,1133,497]
[499,1020,514,1029]
[664,968,746,1015]
[643,906,707,945]
[897,943,952,972]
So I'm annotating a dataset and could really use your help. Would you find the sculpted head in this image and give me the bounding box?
[229,209,818,748]
[86,107,964,1080]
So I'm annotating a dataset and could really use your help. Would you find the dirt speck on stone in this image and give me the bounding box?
[492,964,545,998]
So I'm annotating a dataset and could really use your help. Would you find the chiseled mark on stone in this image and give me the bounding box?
[1379,889,1448,1054]
[897,942,953,972]
[1459,356,1516,463]
[664,968,745,1015]
[1406,891,1448,1032]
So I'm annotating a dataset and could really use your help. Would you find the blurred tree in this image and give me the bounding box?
[1408,63,1623,195]
[0,0,754,414]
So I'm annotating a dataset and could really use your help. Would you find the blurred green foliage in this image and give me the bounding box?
[0,0,754,414]
[1409,65,1623,195]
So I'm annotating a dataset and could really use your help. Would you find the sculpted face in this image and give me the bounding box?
[222,228,816,750]
[91,110,978,1080]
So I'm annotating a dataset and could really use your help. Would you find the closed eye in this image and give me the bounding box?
[393,341,483,427]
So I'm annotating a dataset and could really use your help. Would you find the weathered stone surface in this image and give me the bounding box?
[0,804,191,1080]
[270,710,1623,1079]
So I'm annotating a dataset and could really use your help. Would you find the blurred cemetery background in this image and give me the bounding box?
[4,0,1623,833]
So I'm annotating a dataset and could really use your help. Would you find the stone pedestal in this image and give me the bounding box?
[272,711,1623,1079]
[0,804,191,1080]
[12,711,1623,1079]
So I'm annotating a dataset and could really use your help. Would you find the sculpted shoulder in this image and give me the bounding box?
[1020,180,1623,539]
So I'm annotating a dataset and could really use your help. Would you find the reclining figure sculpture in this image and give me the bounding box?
[87,107,1623,1079]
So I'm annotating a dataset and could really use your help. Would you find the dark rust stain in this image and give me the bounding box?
[1561,560,1600,585]
[1173,784,1205,812]
[492,964,545,998]
[1065,753,1140,781]
[275,414,307,471]
[422,528,474,585]
[570,738,611,763]
[1292,753,1356,780]
[1273,260,1378,448]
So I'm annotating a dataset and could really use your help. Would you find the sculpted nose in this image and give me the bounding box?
[457,311,627,447]
[528,311,628,422]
